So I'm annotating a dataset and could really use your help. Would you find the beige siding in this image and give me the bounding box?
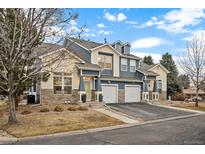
[91,45,120,77]
[150,65,167,91]
[41,52,80,90]
[147,80,154,91]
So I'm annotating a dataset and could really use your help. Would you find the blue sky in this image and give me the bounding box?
[64,8,205,62]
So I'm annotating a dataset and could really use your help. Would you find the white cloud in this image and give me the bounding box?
[132,52,162,63]
[117,13,127,22]
[104,12,127,22]
[98,30,112,36]
[131,37,172,49]
[70,19,77,26]
[136,9,205,34]
[182,29,205,41]
[104,12,116,22]
[125,20,138,25]
[82,33,96,37]
[97,23,105,28]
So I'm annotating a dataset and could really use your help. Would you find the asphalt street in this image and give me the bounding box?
[13,114,205,145]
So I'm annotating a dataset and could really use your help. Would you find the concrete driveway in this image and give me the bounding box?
[108,102,194,121]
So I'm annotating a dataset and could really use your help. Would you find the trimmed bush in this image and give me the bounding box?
[78,106,88,111]
[172,93,185,101]
[54,105,64,112]
[21,110,32,115]
[40,107,50,112]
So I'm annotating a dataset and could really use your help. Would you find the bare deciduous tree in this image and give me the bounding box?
[0,8,84,124]
[179,35,205,107]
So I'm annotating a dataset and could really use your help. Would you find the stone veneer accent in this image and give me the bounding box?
[159,91,167,100]
[40,89,79,104]
[91,90,96,101]
[118,89,125,103]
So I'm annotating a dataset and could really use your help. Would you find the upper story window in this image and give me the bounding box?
[53,72,72,94]
[130,60,136,72]
[121,58,128,71]
[98,54,112,70]
[157,80,162,94]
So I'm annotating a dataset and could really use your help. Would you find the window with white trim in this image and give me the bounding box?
[98,54,112,70]
[130,60,136,72]
[157,80,162,94]
[121,58,127,71]
[53,72,72,94]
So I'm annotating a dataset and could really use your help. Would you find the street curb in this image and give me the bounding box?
[0,137,18,145]
[148,102,205,114]
[17,112,202,143]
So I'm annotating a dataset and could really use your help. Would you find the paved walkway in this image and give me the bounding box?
[94,108,138,123]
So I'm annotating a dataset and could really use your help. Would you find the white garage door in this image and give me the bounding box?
[125,85,141,103]
[101,84,118,103]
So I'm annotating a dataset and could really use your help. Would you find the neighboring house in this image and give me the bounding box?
[31,38,169,104]
[183,88,205,100]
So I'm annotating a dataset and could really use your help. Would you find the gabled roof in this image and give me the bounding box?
[76,62,101,71]
[137,63,159,76]
[35,43,86,64]
[34,43,62,56]
[122,53,141,60]
[66,37,102,50]
[90,43,122,55]
[68,37,141,60]
[148,63,170,73]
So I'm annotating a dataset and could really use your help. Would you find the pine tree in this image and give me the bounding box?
[178,74,190,89]
[160,53,181,98]
[143,55,154,65]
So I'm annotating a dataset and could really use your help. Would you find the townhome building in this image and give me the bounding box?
[32,37,169,104]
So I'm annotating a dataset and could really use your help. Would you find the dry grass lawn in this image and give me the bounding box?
[0,107,124,138]
[173,102,205,112]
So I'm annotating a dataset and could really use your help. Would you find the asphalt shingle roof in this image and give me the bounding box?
[138,63,159,76]
[76,62,101,70]
[100,76,143,82]
[34,43,62,56]
[69,37,103,49]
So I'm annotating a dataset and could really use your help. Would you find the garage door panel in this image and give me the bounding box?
[102,84,118,103]
[125,85,141,103]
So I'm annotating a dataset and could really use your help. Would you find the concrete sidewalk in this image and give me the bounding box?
[94,108,139,123]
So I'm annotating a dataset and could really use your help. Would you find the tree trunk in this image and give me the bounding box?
[7,70,18,124]
[8,93,18,124]
[195,88,199,107]
[15,95,20,110]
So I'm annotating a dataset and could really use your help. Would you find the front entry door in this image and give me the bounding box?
[84,80,91,101]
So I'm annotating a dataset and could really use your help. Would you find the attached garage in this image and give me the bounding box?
[125,85,141,103]
[101,84,118,103]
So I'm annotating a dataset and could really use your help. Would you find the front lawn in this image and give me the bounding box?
[0,104,124,138]
[173,102,205,112]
